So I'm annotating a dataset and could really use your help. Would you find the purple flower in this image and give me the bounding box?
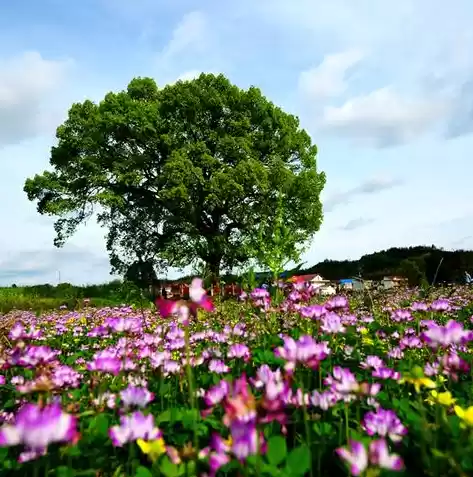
[372,367,401,380]
[321,312,346,334]
[360,355,385,370]
[387,347,404,359]
[251,365,282,389]
[325,367,359,394]
[275,335,330,372]
[362,409,407,442]
[230,418,260,460]
[325,295,348,311]
[9,323,41,341]
[18,447,47,462]
[52,365,81,389]
[299,305,327,319]
[205,380,230,406]
[87,355,122,375]
[189,278,215,313]
[337,439,404,475]
[0,403,77,451]
[430,299,451,312]
[93,392,116,409]
[120,385,154,409]
[209,359,230,374]
[411,302,428,312]
[399,336,422,349]
[336,440,368,476]
[17,346,59,367]
[227,344,251,361]
[369,439,404,471]
[310,390,339,410]
[200,434,231,477]
[105,317,142,334]
[422,320,471,348]
[390,309,413,322]
[109,412,161,446]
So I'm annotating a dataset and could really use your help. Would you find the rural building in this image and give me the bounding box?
[339,278,353,290]
[290,274,331,286]
[319,284,336,295]
[352,278,364,291]
[382,276,408,290]
[289,274,318,283]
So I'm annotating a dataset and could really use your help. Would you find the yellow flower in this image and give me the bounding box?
[426,390,456,407]
[137,438,167,462]
[454,406,473,427]
[400,376,436,394]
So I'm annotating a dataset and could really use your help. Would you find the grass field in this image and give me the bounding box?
[0,282,150,314]
[0,281,472,476]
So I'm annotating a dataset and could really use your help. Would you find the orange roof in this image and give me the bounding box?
[289,274,319,283]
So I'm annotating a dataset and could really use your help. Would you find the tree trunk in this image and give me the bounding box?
[207,258,221,284]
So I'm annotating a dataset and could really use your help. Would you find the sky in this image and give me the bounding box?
[1,0,473,285]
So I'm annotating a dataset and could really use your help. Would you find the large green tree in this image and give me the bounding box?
[24,74,326,278]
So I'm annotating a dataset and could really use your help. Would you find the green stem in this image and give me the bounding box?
[344,403,350,443]
[184,325,199,452]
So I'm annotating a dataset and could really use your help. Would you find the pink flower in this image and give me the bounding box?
[155,277,214,320]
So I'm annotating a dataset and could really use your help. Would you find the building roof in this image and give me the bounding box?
[289,274,318,282]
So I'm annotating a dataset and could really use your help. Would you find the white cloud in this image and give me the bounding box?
[339,217,375,231]
[0,52,72,147]
[158,11,208,63]
[324,175,404,212]
[0,244,114,286]
[298,49,364,100]
[174,69,219,83]
[319,87,452,146]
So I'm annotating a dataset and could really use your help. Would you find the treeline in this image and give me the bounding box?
[301,245,473,286]
[5,246,473,299]
[5,281,138,302]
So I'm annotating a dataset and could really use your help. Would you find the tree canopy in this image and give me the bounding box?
[24,74,326,277]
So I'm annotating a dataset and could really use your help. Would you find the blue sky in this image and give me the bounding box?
[1,0,473,285]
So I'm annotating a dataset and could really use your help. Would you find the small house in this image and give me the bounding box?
[352,277,365,291]
[382,276,407,290]
[339,278,353,290]
[319,284,336,295]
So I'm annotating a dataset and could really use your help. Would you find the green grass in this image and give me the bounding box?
[0,286,153,314]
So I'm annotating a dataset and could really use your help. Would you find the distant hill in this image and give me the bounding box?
[299,245,473,285]
[166,245,473,287]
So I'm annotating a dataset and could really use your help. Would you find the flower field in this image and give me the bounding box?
[1,280,473,477]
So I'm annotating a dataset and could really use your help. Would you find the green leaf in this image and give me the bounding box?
[56,466,75,477]
[313,422,333,436]
[88,413,109,438]
[63,444,81,457]
[0,448,8,462]
[286,445,311,476]
[157,408,183,424]
[266,435,287,466]
[135,466,153,477]
[159,456,179,477]
[431,448,448,459]
[182,409,200,429]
